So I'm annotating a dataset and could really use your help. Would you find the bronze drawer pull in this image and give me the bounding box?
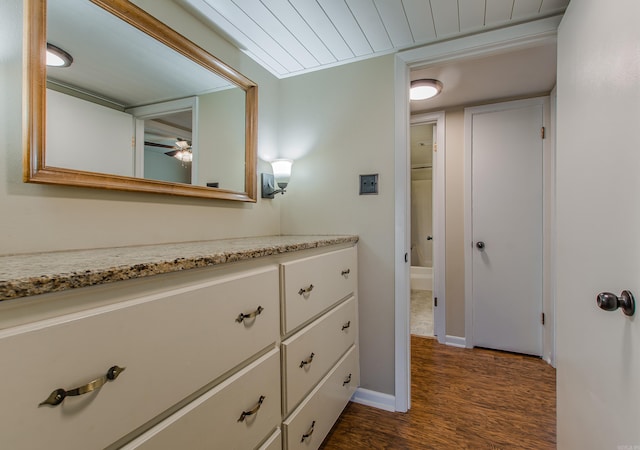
[299,352,315,368]
[235,305,264,323]
[301,420,316,442]
[237,395,265,422]
[342,321,351,331]
[298,284,314,296]
[343,373,352,386]
[39,365,126,407]
[341,269,351,276]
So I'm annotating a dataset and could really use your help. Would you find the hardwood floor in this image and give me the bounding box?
[320,336,556,449]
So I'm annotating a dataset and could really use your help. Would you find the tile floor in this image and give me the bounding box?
[410,289,433,337]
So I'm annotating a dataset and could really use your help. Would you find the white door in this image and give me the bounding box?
[556,0,640,446]
[466,98,545,356]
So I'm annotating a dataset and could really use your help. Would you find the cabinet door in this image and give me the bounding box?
[122,349,281,450]
[281,247,357,334]
[0,266,279,450]
[282,296,357,414]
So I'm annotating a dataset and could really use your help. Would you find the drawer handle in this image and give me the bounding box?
[341,269,351,276]
[235,305,264,323]
[299,352,315,368]
[38,365,126,407]
[237,395,265,422]
[342,321,351,331]
[298,284,314,296]
[343,373,352,386]
[301,420,316,442]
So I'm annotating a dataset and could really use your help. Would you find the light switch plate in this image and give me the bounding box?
[359,174,378,195]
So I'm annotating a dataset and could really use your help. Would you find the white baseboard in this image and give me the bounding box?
[445,335,466,348]
[351,388,396,412]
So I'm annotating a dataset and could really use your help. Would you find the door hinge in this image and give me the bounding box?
[433,143,438,152]
[434,297,438,307]
[541,312,545,325]
[541,127,546,139]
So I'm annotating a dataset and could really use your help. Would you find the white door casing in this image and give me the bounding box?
[556,0,640,446]
[465,98,546,356]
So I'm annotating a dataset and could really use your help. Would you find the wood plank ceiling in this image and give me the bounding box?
[180,0,569,78]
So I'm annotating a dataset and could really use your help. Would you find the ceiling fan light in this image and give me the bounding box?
[174,149,192,162]
[410,79,443,101]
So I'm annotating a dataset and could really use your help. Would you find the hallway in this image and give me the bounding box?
[321,336,556,449]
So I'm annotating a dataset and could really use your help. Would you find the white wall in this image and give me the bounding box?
[278,55,396,395]
[198,88,245,191]
[47,89,134,176]
[1,0,281,255]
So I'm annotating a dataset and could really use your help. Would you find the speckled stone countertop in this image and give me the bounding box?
[0,235,358,302]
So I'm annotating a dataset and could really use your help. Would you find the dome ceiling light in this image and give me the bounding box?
[46,43,73,67]
[410,79,443,101]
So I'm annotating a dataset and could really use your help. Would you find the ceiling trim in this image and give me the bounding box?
[399,15,562,69]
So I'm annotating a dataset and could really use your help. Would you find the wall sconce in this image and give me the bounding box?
[262,159,293,198]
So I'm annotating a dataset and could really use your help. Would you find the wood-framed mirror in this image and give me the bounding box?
[24,0,258,202]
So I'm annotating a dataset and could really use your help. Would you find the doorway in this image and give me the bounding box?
[410,122,435,337]
[464,98,547,356]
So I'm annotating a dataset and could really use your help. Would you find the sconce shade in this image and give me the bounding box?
[271,159,293,187]
[262,159,293,198]
[410,79,443,100]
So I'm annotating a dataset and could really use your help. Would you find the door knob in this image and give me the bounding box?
[597,290,635,316]
[476,241,485,250]
[427,236,433,241]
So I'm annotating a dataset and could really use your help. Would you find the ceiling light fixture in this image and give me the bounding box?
[46,43,73,68]
[173,140,193,164]
[410,79,443,101]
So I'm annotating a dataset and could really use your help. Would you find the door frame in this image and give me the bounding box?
[394,16,560,412]
[463,97,551,356]
[410,113,446,342]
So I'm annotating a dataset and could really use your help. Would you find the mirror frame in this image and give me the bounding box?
[24,0,258,202]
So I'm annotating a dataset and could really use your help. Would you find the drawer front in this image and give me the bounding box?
[281,246,357,334]
[0,266,279,450]
[123,349,281,450]
[258,428,282,450]
[282,296,357,414]
[283,345,359,450]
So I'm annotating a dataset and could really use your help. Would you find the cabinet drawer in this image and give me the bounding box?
[0,266,279,450]
[258,428,282,450]
[122,349,281,450]
[283,345,359,450]
[282,296,357,414]
[281,246,357,334]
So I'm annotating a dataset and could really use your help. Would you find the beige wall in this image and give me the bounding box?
[0,0,281,255]
[277,56,396,395]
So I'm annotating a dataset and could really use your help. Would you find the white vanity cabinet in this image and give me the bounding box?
[0,239,359,450]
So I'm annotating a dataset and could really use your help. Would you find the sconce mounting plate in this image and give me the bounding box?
[261,173,276,199]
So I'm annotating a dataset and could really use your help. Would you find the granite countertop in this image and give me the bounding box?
[0,235,358,302]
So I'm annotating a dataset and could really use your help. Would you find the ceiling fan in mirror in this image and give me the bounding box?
[144,139,193,164]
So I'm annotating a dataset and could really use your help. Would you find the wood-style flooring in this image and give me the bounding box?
[320,336,556,449]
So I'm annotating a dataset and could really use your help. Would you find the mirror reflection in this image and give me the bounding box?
[43,0,249,194]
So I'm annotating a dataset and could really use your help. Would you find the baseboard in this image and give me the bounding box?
[445,335,466,348]
[351,388,396,412]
